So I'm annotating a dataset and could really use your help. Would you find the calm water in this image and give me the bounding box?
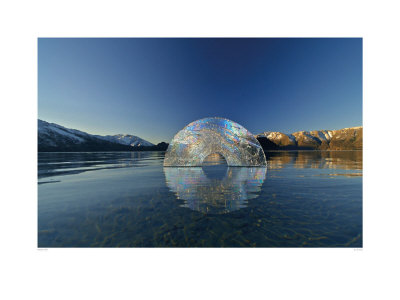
[38,151,362,247]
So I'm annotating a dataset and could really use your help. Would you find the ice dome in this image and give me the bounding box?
[164,117,267,166]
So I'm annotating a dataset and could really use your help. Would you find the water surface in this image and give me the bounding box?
[38,151,362,247]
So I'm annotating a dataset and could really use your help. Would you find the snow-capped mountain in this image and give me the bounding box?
[257,126,362,150]
[38,119,154,151]
[38,119,362,152]
[95,134,154,147]
[39,119,91,145]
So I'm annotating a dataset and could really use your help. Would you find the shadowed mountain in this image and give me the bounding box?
[38,119,168,152]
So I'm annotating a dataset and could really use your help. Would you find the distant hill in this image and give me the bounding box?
[38,119,168,152]
[257,126,362,150]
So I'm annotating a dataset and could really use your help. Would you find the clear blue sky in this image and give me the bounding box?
[38,38,362,144]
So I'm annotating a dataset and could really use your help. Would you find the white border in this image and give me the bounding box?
[1,0,400,299]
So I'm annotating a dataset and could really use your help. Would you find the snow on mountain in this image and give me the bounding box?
[287,134,296,143]
[38,119,90,145]
[257,126,362,150]
[95,134,154,147]
[38,119,154,149]
[257,131,297,147]
[310,130,333,142]
[262,132,284,140]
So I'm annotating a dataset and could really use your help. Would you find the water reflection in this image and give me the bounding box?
[38,151,164,179]
[266,151,362,170]
[164,166,267,214]
[38,151,362,247]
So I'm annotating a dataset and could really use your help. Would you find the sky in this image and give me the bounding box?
[38,38,362,144]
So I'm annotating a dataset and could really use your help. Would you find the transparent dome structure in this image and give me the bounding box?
[164,117,267,166]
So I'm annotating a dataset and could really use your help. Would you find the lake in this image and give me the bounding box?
[38,150,362,247]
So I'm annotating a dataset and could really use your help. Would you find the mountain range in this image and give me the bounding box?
[256,126,362,150]
[38,119,362,152]
[38,119,168,152]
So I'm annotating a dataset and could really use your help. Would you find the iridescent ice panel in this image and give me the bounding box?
[164,117,267,166]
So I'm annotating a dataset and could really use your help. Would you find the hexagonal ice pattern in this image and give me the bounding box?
[163,117,267,166]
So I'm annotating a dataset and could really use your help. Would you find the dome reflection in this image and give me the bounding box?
[164,166,267,214]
